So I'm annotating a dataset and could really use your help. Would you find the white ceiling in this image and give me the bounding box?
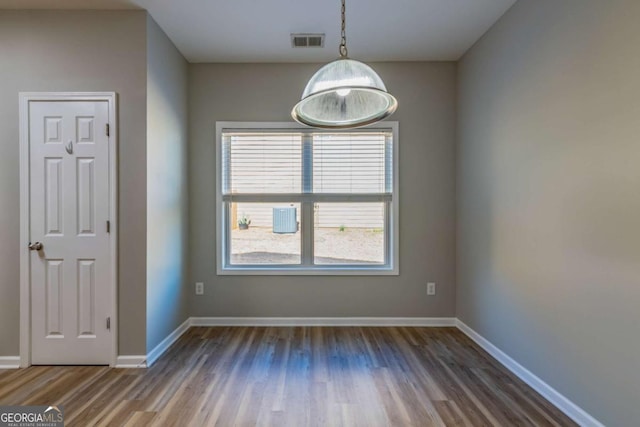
[0,0,517,63]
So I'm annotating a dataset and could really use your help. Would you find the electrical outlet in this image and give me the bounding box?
[195,282,204,295]
[427,282,436,296]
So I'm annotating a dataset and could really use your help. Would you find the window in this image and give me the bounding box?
[216,122,398,275]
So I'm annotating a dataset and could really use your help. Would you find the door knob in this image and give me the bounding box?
[29,242,43,251]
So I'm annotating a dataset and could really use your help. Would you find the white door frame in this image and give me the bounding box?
[19,92,118,367]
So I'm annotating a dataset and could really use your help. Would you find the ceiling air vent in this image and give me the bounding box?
[291,33,325,48]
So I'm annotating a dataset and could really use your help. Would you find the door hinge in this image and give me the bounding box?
[106,220,110,233]
[106,123,110,137]
[107,317,111,331]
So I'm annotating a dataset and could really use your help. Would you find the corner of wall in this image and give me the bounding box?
[145,14,190,352]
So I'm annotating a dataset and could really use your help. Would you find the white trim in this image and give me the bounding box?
[0,357,21,370]
[215,121,400,276]
[115,356,147,369]
[19,94,30,368]
[146,318,191,367]
[455,320,605,427]
[107,95,119,370]
[190,317,456,327]
[19,92,119,368]
[217,266,399,276]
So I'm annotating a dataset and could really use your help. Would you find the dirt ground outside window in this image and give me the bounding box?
[231,227,384,265]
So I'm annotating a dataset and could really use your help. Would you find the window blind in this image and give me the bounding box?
[222,130,393,196]
[222,133,302,194]
[313,132,392,194]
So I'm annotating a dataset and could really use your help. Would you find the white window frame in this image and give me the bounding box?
[216,121,399,275]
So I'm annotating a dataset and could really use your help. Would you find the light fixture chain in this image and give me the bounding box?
[339,0,348,57]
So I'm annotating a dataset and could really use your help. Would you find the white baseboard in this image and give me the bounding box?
[190,317,457,327]
[0,356,20,369]
[455,319,604,427]
[115,355,147,368]
[146,318,191,367]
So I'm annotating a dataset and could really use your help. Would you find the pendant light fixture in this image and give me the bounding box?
[291,0,397,129]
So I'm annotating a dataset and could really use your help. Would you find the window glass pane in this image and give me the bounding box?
[223,133,302,194]
[314,203,385,264]
[230,202,301,265]
[313,132,390,194]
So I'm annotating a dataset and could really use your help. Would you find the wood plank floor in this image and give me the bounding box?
[0,327,577,426]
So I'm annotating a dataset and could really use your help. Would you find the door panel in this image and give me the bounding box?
[77,259,96,337]
[45,260,63,337]
[76,116,95,144]
[44,158,63,235]
[77,158,96,235]
[29,100,111,365]
[44,117,63,144]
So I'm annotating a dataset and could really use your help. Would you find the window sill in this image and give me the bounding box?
[217,265,399,276]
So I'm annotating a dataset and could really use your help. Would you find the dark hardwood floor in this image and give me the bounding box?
[0,327,576,426]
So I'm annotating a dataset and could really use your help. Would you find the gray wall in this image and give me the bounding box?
[0,10,148,356]
[146,16,190,351]
[456,1,640,425]
[189,62,457,318]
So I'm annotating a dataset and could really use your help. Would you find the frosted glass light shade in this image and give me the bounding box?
[292,58,397,129]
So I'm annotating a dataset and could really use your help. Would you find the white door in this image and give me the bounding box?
[29,100,112,365]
